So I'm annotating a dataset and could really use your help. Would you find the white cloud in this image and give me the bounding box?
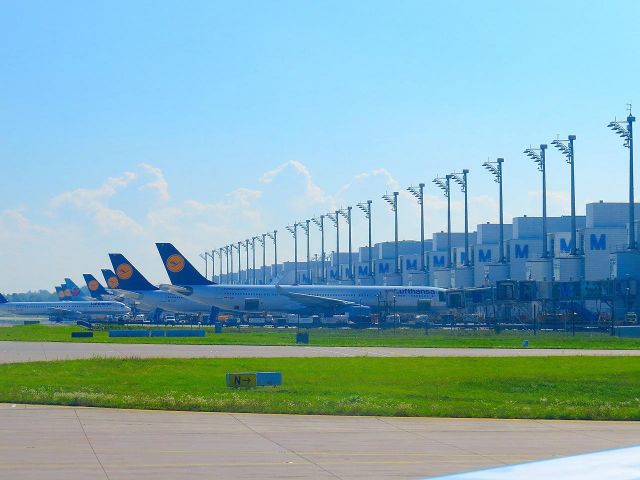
[49,171,143,234]
[260,160,329,205]
[139,163,170,201]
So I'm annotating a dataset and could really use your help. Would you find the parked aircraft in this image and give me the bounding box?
[155,243,447,316]
[0,293,130,321]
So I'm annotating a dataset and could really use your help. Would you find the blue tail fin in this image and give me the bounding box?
[61,283,72,300]
[101,269,120,289]
[108,253,159,291]
[54,286,65,301]
[83,274,108,299]
[64,278,86,301]
[155,243,214,286]
[0,293,7,304]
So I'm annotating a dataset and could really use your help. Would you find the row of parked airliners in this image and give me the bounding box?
[2,243,448,322]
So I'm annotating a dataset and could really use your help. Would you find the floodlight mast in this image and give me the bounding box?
[407,184,426,271]
[327,211,340,280]
[524,145,549,258]
[217,248,224,283]
[433,176,452,267]
[312,216,325,283]
[483,158,505,263]
[224,245,230,284]
[339,207,354,283]
[286,223,299,285]
[266,230,278,280]
[199,252,209,279]
[244,239,250,283]
[382,192,400,274]
[551,136,577,256]
[229,244,235,284]
[257,235,266,284]
[251,237,258,285]
[357,200,374,281]
[608,108,636,250]
[301,220,311,284]
[237,241,242,284]
[451,170,470,266]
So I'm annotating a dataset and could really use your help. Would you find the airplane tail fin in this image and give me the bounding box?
[0,293,7,303]
[108,254,159,291]
[101,269,120,289]
[83,274,108,299]
[54,286,65,301]
[155,243,214,286]
[61,283,72,300]
[64,278,86,301]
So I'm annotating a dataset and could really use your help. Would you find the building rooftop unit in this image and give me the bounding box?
[512,215,586,240]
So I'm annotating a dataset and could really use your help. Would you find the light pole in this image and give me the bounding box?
[451,170,470,266]
[382,192,400,274]
[225,245,230,284]
[237,241,242,284]
[339,207,354,283]
[229,244,235,284]
[216,248,224,283]
[524,145,549,258]
[286,223,299,285]
[251,237,257,285]
[483,158,505,263]
[608,108,636,250]
[551,135,577,256]
[407,184,426,271]
[312,215,325,283]
[267,230,278,280]
[301,220,311,283]
[327,211,340,280]
[357,200,374,280]
[257,234,266,284]
[433,176,452,267]
[199,252,210,279]
[214,250,216,282]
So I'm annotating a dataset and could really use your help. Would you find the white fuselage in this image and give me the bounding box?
[0,301,130,316]
[176,285,447,314]
[134,290,210,314]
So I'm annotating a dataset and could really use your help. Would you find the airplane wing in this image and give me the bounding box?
[158,284,193,296]
[275,285,359,309]
[47,307,82,316]
[108,289,145,300]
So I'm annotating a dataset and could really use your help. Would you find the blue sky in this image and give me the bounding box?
[1,1,639,291]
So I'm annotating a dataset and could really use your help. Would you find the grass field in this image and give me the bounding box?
[0,356,639,420]
[1,323,639,349]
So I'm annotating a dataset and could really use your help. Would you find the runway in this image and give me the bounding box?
[1,341,640,363]
[1,404,638,479]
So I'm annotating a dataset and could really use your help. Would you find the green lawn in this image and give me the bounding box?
[1,356,639,420]
[1,323,640,349]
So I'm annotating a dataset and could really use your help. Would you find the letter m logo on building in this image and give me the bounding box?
[589,234,606,251]
[358,265,369,276]
[478,249,492,263]
[432,255,445,268]
[378,262,390,274]
[515,244,529,259]
[560,238,574,253]
[329,269,340,279]
[405,259,418,271]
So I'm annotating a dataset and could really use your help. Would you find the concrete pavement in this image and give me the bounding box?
[1,404,639,479]
[2,341,640,363]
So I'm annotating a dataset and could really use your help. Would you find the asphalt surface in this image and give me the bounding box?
[2,341,640,363]
[1,404,639,480]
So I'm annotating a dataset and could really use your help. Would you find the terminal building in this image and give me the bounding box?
[213,201,640,316]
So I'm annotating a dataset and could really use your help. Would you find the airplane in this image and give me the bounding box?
[0,293,130,321]
[155,243,448,318]
[107,253,214,317]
